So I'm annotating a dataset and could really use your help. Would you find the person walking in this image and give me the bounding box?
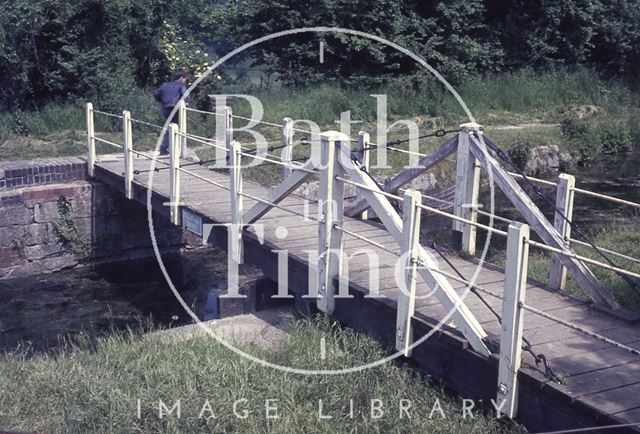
[154,71,192,155]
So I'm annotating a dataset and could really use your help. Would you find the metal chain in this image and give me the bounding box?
[429,240,563,384]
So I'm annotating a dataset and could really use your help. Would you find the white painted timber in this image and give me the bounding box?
[178,100,187,158]
[122,110,133,199]
[396,189,421,356]
[86,102,96,177]
[470,135,618,309]
[548,174,575,290]
[355,131,371,220]
[336,144,491,356]
[453,124,481,255]
[317,131,347,314]
[497,222,529,418]
[169,124,181,225]
[282,117,294,179]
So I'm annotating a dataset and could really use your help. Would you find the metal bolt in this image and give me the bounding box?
[498,384,508,395]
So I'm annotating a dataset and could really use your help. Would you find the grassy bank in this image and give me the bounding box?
[1,68,639,164]
[0,316,518,433]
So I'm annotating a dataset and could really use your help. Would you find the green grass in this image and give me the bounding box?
[0,316,519,433]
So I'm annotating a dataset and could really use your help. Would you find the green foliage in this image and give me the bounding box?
[507,141,533,170]
[53,198,91,259]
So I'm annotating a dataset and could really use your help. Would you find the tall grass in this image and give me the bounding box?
[0,316,519,433]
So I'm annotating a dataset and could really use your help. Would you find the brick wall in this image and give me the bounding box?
[0,157,87,190]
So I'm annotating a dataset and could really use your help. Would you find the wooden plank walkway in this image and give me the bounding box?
[94,154,640,432]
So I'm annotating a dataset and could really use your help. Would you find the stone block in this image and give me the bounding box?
[24,243,65,261]
[0,204,33,226]
[0,246,21,267]
[33,200,60,223]
[23,223,49,246]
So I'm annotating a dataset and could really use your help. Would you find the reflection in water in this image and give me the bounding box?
[0,248,239,352]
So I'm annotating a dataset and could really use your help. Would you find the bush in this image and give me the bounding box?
[507,141,532,169]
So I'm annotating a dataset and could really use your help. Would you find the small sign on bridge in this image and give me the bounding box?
[182,208,203,236]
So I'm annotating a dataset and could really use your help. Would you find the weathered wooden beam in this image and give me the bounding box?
[548,174,575,290]
[317,131,347,314]
[242,159,316,225]
[229,140,244,265]
[498,222,529,418]
[345,135,458,217]
[471,136,619,309]
[453,123,481,255]
[396,189,421,356]
[336,143,491,356]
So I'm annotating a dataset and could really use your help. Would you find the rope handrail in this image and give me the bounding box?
[567,237,640,265]
[507,171,558,187]
[333,224,400,256]
[572,187,640,210]
[238,190,318,221]
[231,114,283,129]
[178,132,229,153]
[526,239,640,279]
[94,136,123,149]
[93,109,123,119]
[129,118,164,130]
[177,166,229,190]
[237,149,317,175]
[185,106,225,117]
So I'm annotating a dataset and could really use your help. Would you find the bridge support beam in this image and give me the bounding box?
[498,222,529,419]
[122,110,133,199]
[549,174,575,290]
[453,123,482,256]
[317,131,348,314]
[396,189,421,356]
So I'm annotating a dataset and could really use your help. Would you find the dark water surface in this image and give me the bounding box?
[0,249,235,352]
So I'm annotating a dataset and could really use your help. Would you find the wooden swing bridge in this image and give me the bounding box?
[85,101,640,433]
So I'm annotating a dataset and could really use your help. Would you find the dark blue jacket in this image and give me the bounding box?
[154,80,192,108]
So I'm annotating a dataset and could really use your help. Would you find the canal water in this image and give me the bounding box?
[0,248,251,353]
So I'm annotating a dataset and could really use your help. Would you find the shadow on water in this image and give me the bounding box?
[0,248,244,353]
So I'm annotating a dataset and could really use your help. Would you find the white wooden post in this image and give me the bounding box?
[498,222,529,419]
[453,123,482,255]
[224,106,233,167]
[396,189,421,356]
[355,131,371,220]
[548,174,575,290]
[122,110,133,199]
[281,117,293,179]
[168,124,181,225]
[86,102,96,177]
[229,139,244,265]
[317,131,348,314]
[178,100,187,158]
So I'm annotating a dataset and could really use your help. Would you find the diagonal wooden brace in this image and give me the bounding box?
[243,158,317,225]
[337,143,491,356]
[470,135,619,309]
[345,135,458,217]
